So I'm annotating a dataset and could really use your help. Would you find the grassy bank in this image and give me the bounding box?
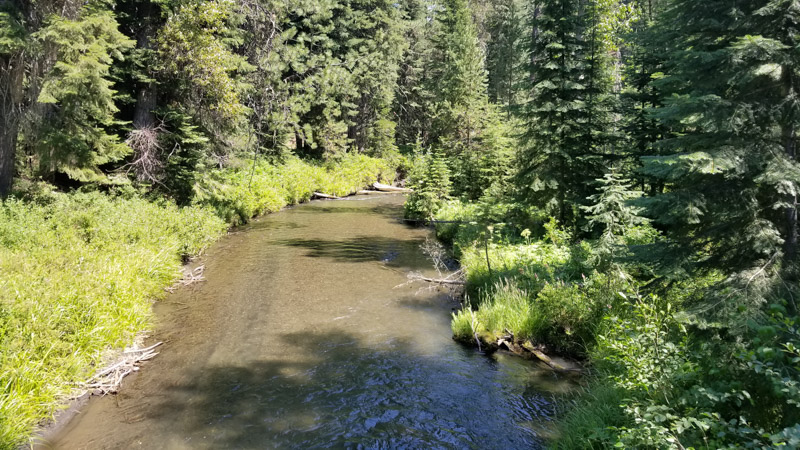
[433,200,635,356]
[426,199,800,448]
[0,154,394,447]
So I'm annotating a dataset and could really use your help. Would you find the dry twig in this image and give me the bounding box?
[82,342,163,395]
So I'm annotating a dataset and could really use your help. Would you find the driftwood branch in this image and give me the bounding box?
[82,342,163,395]
[165,265,206,293]
[409,275,466,285]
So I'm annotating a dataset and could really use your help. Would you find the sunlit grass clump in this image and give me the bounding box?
[0,191,226,447]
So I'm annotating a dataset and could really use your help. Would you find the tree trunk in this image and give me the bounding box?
[783,65,797,261]
[0,53,24,198]
[783,125,797,261]
[529,3,540,85]
[132,1,157,130]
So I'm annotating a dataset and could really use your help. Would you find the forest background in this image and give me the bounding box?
[1,0,800,447]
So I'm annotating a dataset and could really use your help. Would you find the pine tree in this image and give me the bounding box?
[393,0,435,148]
[427,0,488,149]
[582,169,647,270]
[620,0,668,191]
[640,0,800,279]
[28,12,134,182]
[404,146,453,220]
[485,0,525,116]
[517,0,616,229]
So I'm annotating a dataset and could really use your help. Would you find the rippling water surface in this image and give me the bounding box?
[45,195,575,449]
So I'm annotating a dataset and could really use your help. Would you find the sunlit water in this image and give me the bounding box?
[43,195,575,449]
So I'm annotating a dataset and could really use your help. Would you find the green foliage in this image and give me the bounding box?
[404,149,452,220]
[485,0,526,114]
[0,9,25,54]
[157,0,248,124]
[517,0,618,228]
[194,154,394,225]
[0,191,225,447]
[28,11,135,182]
[582,170,650,270]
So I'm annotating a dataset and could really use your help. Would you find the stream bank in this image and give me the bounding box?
[41,194,576,449]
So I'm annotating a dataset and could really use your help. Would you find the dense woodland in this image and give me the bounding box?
[1,0,800,447]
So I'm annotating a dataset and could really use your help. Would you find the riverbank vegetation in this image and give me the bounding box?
[2,0,799,447]
[1,0,407,443]
[399,0,800,448]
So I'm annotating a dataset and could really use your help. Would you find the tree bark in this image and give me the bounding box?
[783,65,797,261]
[0,53,24,198]
[132,1,158,130]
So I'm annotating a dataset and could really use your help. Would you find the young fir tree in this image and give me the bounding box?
[517,0,616,229]
[404,147,453,221]
[582,170,647,271]
[640,0,800,283]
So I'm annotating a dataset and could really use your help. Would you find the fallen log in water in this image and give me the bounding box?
[356,189,393,195]
[313,192,341,199]
[373,182,412,193]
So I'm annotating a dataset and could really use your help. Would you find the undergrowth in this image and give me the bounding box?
[432,197,800,448]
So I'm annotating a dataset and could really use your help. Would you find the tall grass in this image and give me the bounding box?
[0,191,226,446]
[440,200,628,355]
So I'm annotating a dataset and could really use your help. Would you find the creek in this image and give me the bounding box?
[44,195,575,449]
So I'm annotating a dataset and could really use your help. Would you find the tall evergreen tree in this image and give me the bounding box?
[485,0,525,115]
[639,0,800,286]
[427,0,488,148]
[517,0,616,228]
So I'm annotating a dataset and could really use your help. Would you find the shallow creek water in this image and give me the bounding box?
[43,195,575,449]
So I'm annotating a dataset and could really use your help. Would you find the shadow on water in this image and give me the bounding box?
[292,203,405,218]
[144,330,552,449]
[278,236,429,270]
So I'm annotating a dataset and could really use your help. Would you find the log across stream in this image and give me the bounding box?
[41,195,577,449]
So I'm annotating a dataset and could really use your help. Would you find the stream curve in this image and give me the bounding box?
[43,195,573,449]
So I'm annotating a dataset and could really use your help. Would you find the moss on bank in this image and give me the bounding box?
[0,154,393,448]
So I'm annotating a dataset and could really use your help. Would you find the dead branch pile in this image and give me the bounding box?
[165,265,205,293]
[124,124,168,184]
[82,342,163,394]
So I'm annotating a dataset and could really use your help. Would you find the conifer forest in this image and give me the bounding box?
[2,0,800,447]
